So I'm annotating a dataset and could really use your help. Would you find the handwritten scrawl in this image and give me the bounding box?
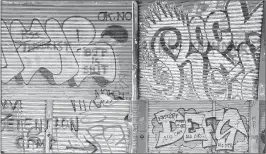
[76,43,116,87]
[1,19,24,83]
[10,18,50,50]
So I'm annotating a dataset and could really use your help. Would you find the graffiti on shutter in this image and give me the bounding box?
[148,100,250,153]
[1,1,134,153]
[51,100,130,153]
[139,0,263,100]
[1,100,46,153]
[2,17,132,99]
[1,1,134,100]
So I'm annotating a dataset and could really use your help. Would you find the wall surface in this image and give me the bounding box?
[1,0,266,153]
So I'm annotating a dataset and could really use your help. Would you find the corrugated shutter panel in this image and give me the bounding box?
[52,100,130,153]
[139,0,263,101]
[147,100,250,153]
[138,0,264,152]
[1,0,134,100]
[260,101,266,153]
[1,100,46,153]
[1,1,135,153]
[131,100,138,153]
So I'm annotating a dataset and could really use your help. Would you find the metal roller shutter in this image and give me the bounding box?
[131,100,138,153]
[1,0,265,153]
[137,0,264,153]
[139,0,263,101]
[259,4,265,153]
[259,0,266,101]
[1,1,136,153]
[260,101,266,153]
[147,100,251,153]
[51,100,131,153]
[1,100,46,153]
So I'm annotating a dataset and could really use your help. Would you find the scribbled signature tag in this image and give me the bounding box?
[77,43,116,87]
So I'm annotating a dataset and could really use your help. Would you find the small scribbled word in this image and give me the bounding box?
[98,12,132,21]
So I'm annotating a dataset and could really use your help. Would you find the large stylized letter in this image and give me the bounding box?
[215,109,248,151]
[154,110,185,148]
[1,19,24,83]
